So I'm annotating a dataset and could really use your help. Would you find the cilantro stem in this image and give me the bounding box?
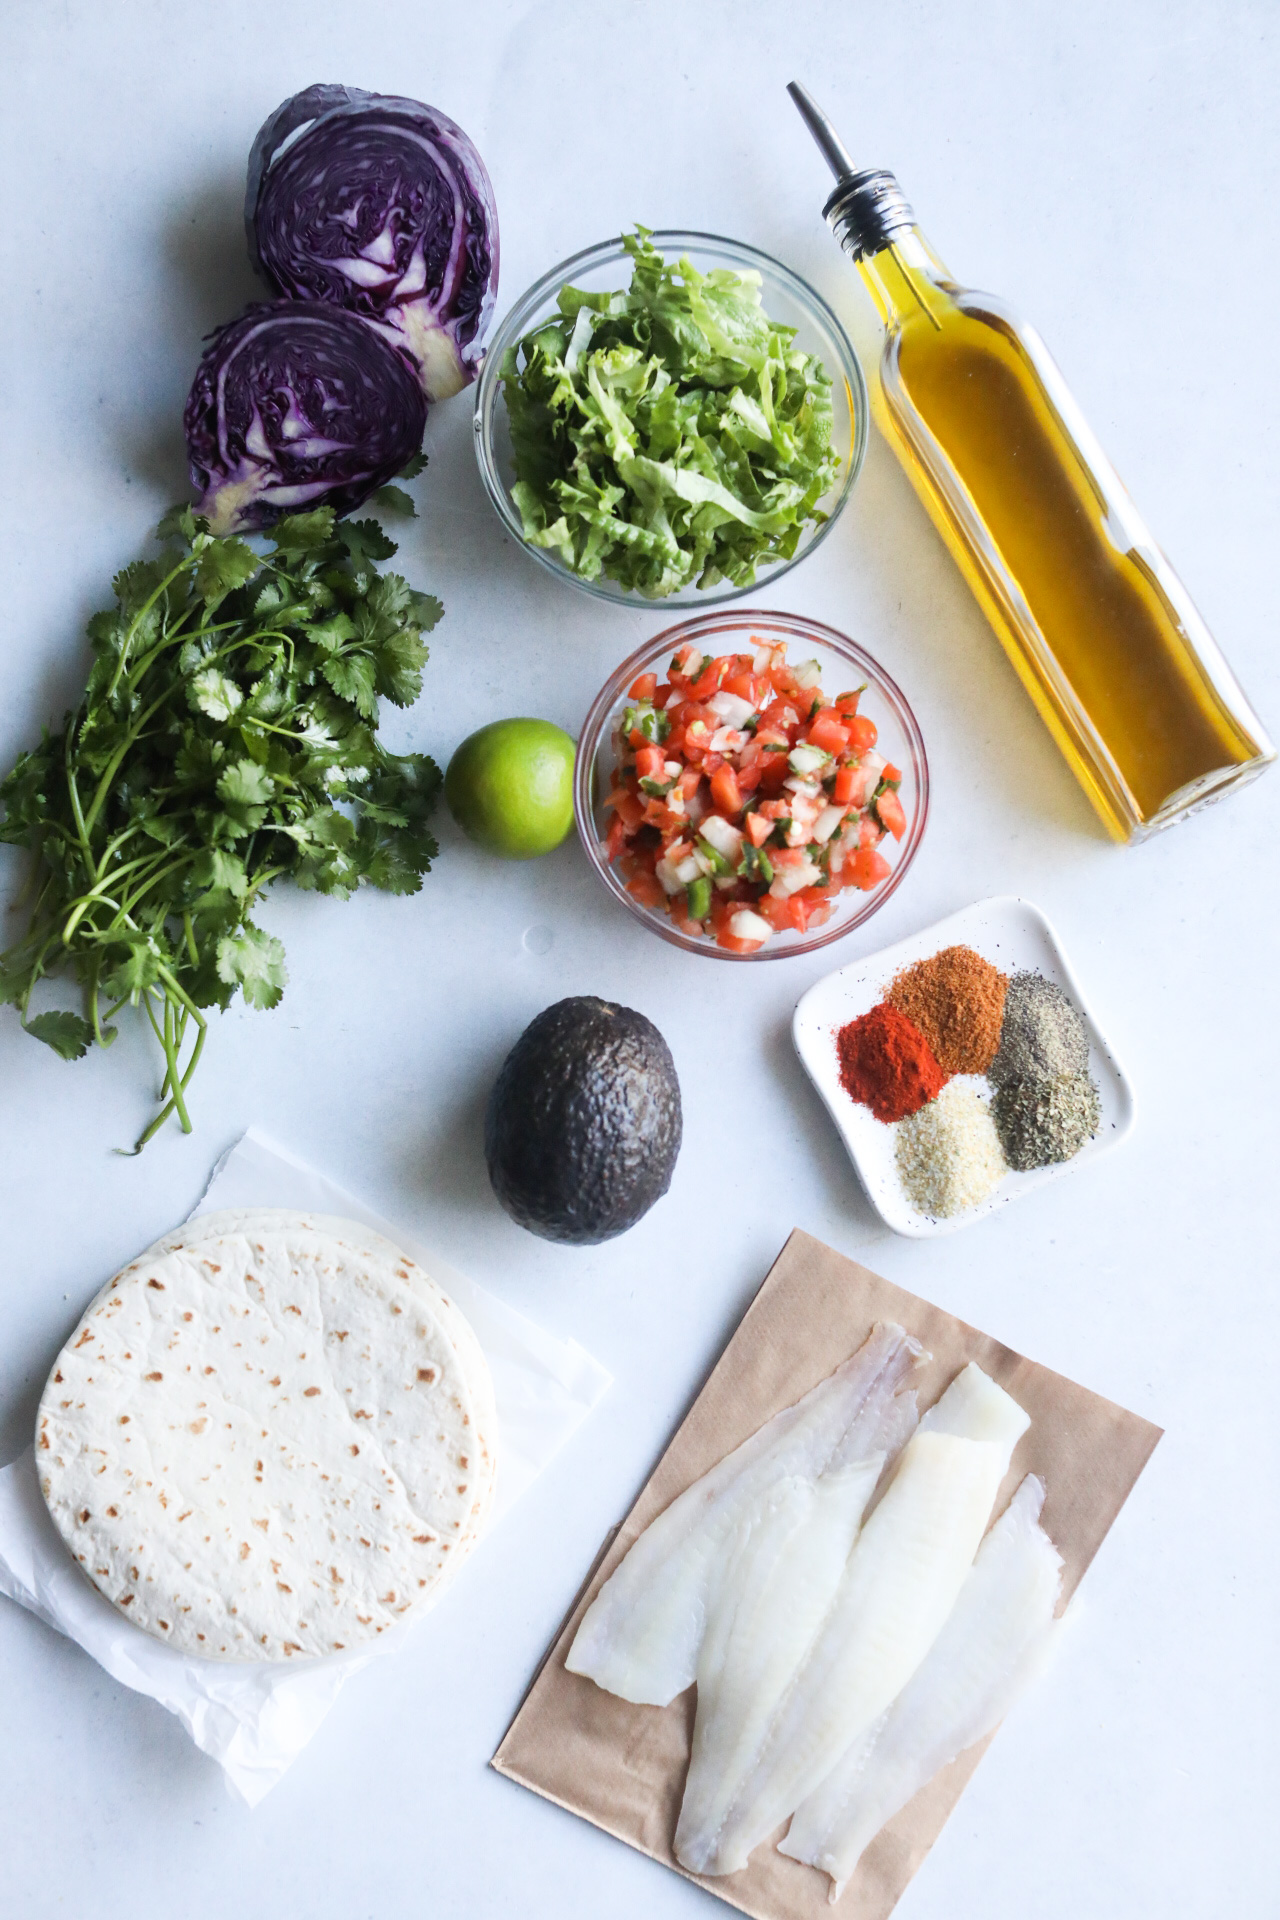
[132,987,206,1151]
[105,556,195,701]
[82,684,180,836]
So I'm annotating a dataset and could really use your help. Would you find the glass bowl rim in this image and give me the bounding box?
[574,608,931,961]
[472,229,869,609]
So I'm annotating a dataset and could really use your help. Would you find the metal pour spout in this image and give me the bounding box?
[788,82,916,261]
[787,82,857,181]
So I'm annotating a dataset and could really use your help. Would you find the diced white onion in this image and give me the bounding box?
[674,854,703,885]
[770,859,822,897]
[783,775,823,800]
[708,726,748,754]
[788,744,831,776]
[654,856,685,896]
[811,804,847,845]
[729,908,772,942]
[793,659,823,689]
[699,814,745,863]
[707,690,757,728]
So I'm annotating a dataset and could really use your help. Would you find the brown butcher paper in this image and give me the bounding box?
[491,1229,1162,1919]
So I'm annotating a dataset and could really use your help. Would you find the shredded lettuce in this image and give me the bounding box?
[500,230,840,597]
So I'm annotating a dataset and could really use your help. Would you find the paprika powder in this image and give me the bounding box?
[836,1003,948,1123]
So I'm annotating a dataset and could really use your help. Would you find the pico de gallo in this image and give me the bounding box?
[602,638,907,952]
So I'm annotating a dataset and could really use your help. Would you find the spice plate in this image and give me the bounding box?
[792,895,1135,1236]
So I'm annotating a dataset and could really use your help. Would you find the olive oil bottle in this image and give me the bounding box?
[790,84,1273,842]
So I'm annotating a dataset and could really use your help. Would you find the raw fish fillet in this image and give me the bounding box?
[691,1364,1029,1875]
[780,1474,1062,1900]
[676,1458,885,1868]
[566,1323,921,1706]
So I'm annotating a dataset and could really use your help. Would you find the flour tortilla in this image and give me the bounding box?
[149,1211,499,1540]
[37,1211,497,1661]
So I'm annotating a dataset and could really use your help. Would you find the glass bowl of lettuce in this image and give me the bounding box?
[474,229,867,605]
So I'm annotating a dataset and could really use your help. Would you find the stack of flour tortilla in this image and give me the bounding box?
[36,1210,497,1661]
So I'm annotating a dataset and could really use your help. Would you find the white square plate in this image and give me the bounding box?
[792,895,1135,1237]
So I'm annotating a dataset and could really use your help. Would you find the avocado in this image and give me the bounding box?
[484,996,682,1245]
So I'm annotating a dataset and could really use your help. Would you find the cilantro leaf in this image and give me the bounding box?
[216,924,287,1009]
[270,507,337,553]
[369,484,417,516]
[193,537,260,610]
[188,666,244,722]
[338,518,398,566]
[23,1010,94,1060]
[321,652,378,718]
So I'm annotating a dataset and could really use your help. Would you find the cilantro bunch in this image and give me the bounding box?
[501,228,840,597]
[0,502,442,1149]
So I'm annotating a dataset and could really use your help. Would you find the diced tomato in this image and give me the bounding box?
[627,727,651,751]
[849,846,892,891]
[604,814,628,860]
[757,753,792,795]
[688,659,726,702]
[760,699,800,735]
[859,812,884,848]
[845,714,878,751]
[745,811,773,848]
[834,690,864,716]
[677,766,702,801]
[832,765,857,806]
[606,788,646,832]
[669,893,695,931]
[881,762,902,783]
[735,760,762,795]
[635,744,666,781]
[874,788,908,840]
[709,764,743,816]
[806,713,851,756]
[724,671,768,707]
[653,681,675,709]
[627,869,666,909]
[628,672,658,701]
[643,800,685,833]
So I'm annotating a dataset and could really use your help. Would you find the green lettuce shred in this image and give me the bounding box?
[500,229,841,597]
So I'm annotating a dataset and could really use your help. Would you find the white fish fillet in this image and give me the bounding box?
[780,1474,1062,1900]
[694,1364,1029,1875]
[566,1323,921,1705]
[676,1458,885,1870]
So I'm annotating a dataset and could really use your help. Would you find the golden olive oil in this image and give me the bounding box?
[790,88,1273,841]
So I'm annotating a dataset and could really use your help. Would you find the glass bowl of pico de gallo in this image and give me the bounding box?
[576,610,929,960]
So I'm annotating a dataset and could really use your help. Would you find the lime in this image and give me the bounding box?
[445,718,577,859]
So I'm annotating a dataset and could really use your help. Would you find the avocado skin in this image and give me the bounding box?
[485,996,682,1245]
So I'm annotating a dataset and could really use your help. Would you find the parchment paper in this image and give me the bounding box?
[0,1128,611,1807]
[491,1228,1162,1920]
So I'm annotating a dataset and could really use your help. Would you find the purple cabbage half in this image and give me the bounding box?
[246,84,499,403]
[184,300,428,534]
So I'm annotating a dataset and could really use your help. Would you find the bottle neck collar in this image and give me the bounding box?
[823,169,916,260]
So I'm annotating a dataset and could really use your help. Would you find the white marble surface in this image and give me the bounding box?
[0,3,1275,1915]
